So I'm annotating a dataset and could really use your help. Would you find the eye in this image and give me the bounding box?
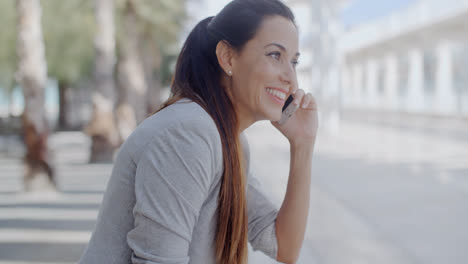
[291,59,299,68]
[267,51,281,61]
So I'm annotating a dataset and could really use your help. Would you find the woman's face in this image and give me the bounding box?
[230,15,299,125]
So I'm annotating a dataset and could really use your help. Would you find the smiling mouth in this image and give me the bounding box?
[266,88,287,100]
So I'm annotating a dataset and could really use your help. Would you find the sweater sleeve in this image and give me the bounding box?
[240,134,279,260]
[127,119,222,264]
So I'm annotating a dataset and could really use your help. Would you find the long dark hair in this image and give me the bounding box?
[155,1,295,263]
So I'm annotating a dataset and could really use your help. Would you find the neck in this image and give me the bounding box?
[221,76,256,133]
[236,104,255,133]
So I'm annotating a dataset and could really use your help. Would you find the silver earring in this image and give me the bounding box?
[228,70,232,76]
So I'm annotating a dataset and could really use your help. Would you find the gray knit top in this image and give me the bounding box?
[79,98,279,264]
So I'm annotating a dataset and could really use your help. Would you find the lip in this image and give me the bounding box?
[266,87,287,105]
[266,87,289,95]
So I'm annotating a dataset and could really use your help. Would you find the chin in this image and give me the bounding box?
[264,107,282,122]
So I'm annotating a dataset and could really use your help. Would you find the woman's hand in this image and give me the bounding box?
[271,89,318,147]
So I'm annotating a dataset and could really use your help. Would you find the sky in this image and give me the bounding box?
[341,0,417,27]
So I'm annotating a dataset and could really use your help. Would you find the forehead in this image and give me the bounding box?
[249,16,299,54]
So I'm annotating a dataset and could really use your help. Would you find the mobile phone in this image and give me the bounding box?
[278,94,298,125]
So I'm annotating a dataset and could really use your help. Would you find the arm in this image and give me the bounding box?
[240,133,279,259]
[275,142,314,264]
[271,89,318,263]
[247,173,279,259]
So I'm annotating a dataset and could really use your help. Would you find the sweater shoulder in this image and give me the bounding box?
[124,99,223,171]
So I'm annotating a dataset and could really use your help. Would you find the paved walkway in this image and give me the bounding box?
[245,112,468,264]
[0,112,467,264]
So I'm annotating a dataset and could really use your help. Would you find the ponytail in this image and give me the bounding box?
[156,17,248,264]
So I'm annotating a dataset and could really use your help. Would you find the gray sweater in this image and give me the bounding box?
[79,98,279,264]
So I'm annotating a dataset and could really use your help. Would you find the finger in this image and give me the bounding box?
[293,89,305,106]
[304,94,318,110]
[300,93,312,109]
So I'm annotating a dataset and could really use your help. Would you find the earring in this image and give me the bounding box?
[228,70,232,76]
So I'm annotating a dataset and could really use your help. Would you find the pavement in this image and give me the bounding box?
[0,111,467,264]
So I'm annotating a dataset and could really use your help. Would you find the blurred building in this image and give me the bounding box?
[287,0,349,134]
[186,0,468,123]
[339,0,468,117]
[290,0,468,126]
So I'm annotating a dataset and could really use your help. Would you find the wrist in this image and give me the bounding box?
[290,139,315,153]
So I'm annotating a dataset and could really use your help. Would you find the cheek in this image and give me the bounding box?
[234,57,279,103]
[235,60,262,93]
[253,61,281,99]
[247,66,269,102]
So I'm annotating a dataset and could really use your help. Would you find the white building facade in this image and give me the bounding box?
[339,0,468,117]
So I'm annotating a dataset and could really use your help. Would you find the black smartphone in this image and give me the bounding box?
[278,94,298,125]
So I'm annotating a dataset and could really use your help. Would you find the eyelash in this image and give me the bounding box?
[267,51,299,68]
[268,51,281,60]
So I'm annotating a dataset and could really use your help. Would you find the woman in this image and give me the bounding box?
[80,0,318,263]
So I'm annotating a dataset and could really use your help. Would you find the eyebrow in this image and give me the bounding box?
[264,43,300,57]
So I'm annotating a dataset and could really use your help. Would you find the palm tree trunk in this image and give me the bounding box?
[116,0,147,142]
[57,79,71,130]
[85,0,118,163]
[140,33,163,115]
[7,81,15,118]
[16,0,55,190]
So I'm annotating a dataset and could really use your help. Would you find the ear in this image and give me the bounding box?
[215,40,234,76]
